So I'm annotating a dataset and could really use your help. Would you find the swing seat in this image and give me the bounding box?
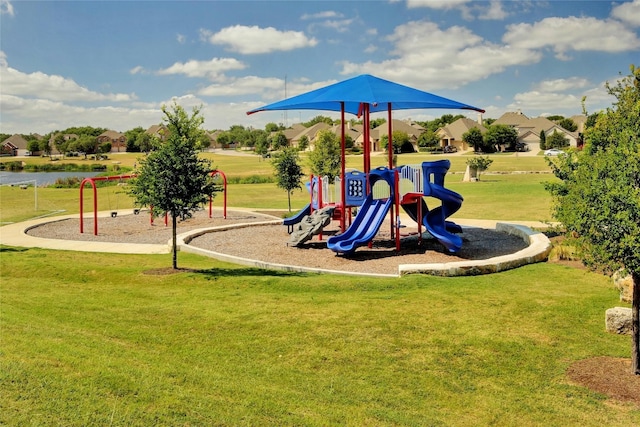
[111,211,118,218]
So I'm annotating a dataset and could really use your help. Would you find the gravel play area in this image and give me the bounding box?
[26,209,529,275]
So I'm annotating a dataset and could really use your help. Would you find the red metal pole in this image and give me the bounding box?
[388,104,394,238]
[395,169,400,252]
[340,102,346,233]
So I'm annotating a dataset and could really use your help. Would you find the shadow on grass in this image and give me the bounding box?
[143,266,309,278]
[0,245,29,253]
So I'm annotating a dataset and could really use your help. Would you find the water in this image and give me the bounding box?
[0,171,101,187]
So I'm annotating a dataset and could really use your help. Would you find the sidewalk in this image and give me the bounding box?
[0,209,552,255]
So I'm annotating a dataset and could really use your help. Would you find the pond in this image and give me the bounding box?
[0,171,102,187]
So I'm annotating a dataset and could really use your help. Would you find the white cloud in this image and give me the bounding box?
[199,76,285,97]
[301,11,342,20]
[129,65,146,75]
[504,16,640,60]
[0,55,136,103]
[611,0,640,27]
[0,0,14,16]
[156,57,246,79]
[406,0,471,10]
[203,25,318,54]
[507,76,615,115]
[176,33,186,44]
[479,0,508,20]
[534,77,590,92]
[340,20,540,89]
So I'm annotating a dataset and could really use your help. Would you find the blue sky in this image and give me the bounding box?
[1,0,639,135]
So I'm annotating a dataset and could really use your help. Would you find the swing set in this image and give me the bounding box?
[79,169,228,236]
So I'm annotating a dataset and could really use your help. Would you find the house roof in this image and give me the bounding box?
[437,117,486,140]
[371,119,425,140]
[494,111,530,126]
[2,134,29,149]
[99,130,125,139]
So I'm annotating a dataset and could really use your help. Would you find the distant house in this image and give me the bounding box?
[291,123,331,150]
[368,119,425,152]
[493,112,580,152]
[97,130,127,152]
[1,134,29,156]
[146,124,169,141]
[436,117,487,152]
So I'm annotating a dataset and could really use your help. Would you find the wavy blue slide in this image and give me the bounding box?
[423,185,463,253]
[327,194,392,255]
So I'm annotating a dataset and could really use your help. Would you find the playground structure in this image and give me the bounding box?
[79,170,227,236]
[284,160,463,255]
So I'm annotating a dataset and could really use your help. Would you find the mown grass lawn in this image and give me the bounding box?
[1,249,638,426]
[2,151,637,425]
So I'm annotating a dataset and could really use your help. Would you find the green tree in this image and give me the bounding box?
[127,103,218,269]
[462,127,484,152]
[26,139,40,155]
[271,132,289,150]
[484,124,518,152]
[546,65,640,375]
[308,130,340,181]
[539,130,547,150]
[254,132,270,159]
[54,134,69,157]
[136,132,157,154]
[272,148,305,212]
[465,156,493,180]
[125,127,145,152]
[265,122,283,133]
[546,130,570,149]
[381,130,410,153]
[557,118,578,132]
[39,137,52,159]
[418,128,439,149]
[298,135,309,152]
[302,115,335,127]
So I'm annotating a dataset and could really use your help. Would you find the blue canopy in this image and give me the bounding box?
[247,74,484,116]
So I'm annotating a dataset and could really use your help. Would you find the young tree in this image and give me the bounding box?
[418,128,439,150]
[484,124,518,152]
[298,135,309,152]
[308,129,340,181]
[272,148,305,212]
[546,65,640,375]
[381,130,410,153]
[271,132,289,150]
[539,130,547,150]
[462,127,484,152]
[127,103,218,269]
[465,156,493,180]
[546,130,570,149]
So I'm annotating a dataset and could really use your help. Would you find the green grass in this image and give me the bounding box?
[1,248,637,425]
[1,151,556,223]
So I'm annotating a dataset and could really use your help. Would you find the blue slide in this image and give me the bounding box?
[327,194,392,255]
[283,203,312,233]
[422,185,464,253]
[401,199,462,235]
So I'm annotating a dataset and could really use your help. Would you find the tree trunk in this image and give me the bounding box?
[172,212,178,270]
[632,272,639,375]
[288,191,292,212]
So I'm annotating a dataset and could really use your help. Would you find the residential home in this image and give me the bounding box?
[494,112,579,152]
[493,110,531,128]
[355,119,424,152]
[436,117,487,152]
[371,119,425,152]
[292,122,331,150]
[1,134,29,156]
[325,123,363,150]
[570,114,587,134]
[146,124,169,141]
[97,130,127,152]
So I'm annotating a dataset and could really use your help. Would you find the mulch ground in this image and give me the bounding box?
[567,357,640,407]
